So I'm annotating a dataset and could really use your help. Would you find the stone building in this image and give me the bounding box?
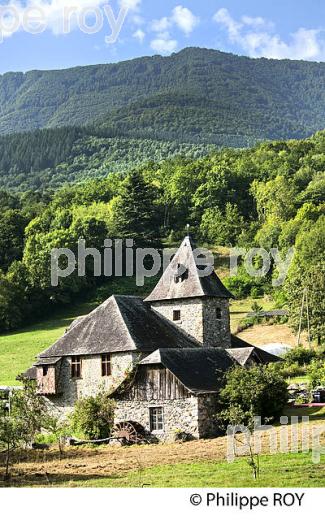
[25,236,279,441]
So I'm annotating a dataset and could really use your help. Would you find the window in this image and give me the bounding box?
[173,309,181,321]
[101,354,111,376]
[42,366,49,377]
[150,407,164,431]
[71,356,82,378]
[216,308,222,320]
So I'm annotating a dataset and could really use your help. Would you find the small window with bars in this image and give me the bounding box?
[101,354,111,377]
[71,356,82,378]
[173,309,181,321]
[149,407,164,432]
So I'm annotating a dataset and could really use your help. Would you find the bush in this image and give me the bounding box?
[306,360,325,388]
[283,347,317,366]
[219,365,289,423]
[70,391,116,440]
[224,271,269,299]
[280,362,306,378]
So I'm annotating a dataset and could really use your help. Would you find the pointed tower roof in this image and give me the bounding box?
[145,236,234,302]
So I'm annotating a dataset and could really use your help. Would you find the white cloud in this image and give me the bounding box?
[213,8,325,61]
[133,28,145,43]
[171,5,199,36]
[150,37,177,55]
[151,5,198,37]
[151,16,171,33]
[241,15,272,30]
[118,0,141,11]
[149,4,198,55]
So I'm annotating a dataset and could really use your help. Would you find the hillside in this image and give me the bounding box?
[1,47,325,144]
[0,127,216,191]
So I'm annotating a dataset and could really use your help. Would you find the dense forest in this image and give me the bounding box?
[0,131,324,342]
[1,47,325,144]
[0,126,216,191]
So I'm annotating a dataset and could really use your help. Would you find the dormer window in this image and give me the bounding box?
[216,308,222,320]
[174,263,188,283]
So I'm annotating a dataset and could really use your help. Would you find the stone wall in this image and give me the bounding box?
[151,297,231,348]
[151,299,204,344]
[197,394,219,437]
[47,351,139,417]
[202,298,231,348]
[114,396,200,441]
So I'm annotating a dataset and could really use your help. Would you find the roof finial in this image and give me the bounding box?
[186,223,190,238]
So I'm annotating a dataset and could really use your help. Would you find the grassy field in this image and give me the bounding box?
[2,416,324,487]
[229,296,275,333]
[70,452,325,488]
[0,306,89,387]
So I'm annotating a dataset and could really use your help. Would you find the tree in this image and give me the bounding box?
[285,216,325,344]
[219,365,288,424]
[0,210,27,271]
[200,203,245,246]
[0,380,49,481]
[114,171,161,246]
[70,391,116,440]
[218,365,288,480]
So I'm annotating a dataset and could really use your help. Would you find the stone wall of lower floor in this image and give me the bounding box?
[44,392,220,442]
[114,395,218,442]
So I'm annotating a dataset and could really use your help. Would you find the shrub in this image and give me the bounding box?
[224,271,269,299]
[307,360,325,388]
[280,362,306,378]
[219,365,289,423]
[70,391,116,440]
[283,347,317,366]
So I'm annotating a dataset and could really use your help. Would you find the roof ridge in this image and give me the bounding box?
[111,295,139,351]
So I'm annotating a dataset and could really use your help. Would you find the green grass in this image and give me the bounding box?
[0,276,159,386]
[54,452,325,488]
[283,405,325,420]
[287,376,309,384]
[230,296,275,332]
[0,305,89,387]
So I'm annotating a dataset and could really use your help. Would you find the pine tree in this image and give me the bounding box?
[114,171,161,247]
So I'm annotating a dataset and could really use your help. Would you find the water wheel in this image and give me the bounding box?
[113,421,142,444]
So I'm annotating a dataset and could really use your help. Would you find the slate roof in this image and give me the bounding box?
[145,236,233,302]
[226,347,281,366]
[139,348,238,394]
[34,357,62,366]
[36,295,201,360]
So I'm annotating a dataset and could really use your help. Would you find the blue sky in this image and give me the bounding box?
[0,0,324,73]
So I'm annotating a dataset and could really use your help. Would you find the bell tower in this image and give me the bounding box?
[145,237,234,348]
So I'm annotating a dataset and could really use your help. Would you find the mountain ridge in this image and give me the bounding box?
[1,47,325,141]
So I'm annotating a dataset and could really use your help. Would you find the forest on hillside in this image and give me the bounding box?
[0,126,216,191]
[1,47,325,142]
[0,131,323,342]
